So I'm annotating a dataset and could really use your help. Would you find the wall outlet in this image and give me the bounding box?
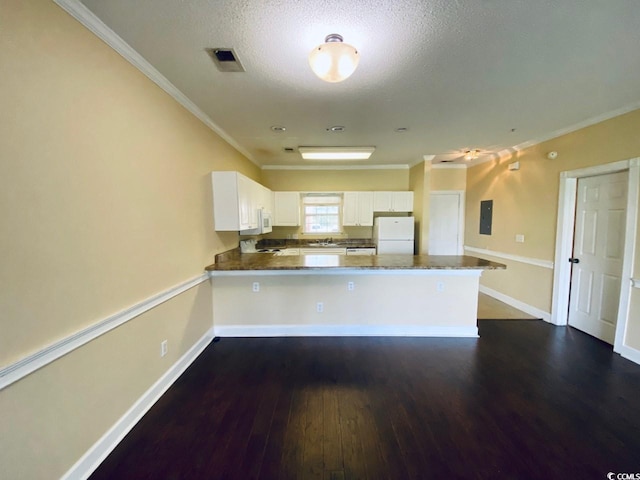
[347,281,355,291]
[252,282,260,292]
[161,340,168,357]
[316,302,324,313]
[437,281,445,292]
[515,234,525,243]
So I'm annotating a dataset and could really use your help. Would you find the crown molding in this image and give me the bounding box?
[432,163,467,169]
[469,102,640,168]
[52,0,257,165]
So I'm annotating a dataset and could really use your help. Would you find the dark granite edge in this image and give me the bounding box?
[206,249,507,272]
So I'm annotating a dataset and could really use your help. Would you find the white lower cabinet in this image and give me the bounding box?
[276,248,300,256]
[299,248,347,255]
[346,248,376,255]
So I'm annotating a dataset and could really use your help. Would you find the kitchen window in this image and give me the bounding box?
[302,194,342,234]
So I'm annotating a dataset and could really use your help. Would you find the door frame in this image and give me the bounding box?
[551,158,639,353]
[430,190,466,255]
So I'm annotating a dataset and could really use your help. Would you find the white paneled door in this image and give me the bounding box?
[568,171,628,344]
[429,192,463,255]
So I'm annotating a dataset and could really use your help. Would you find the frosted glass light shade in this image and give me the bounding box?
[299,147,375,160]
[309,34,359,83]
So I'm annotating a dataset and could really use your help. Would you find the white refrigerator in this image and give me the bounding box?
[373,217,415,254]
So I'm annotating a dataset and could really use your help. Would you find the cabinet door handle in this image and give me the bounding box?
[568,258,580,264]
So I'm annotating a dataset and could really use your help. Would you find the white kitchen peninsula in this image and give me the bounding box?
[206,252,505,337]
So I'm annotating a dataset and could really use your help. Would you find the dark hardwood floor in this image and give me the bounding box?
[91,321,640,479]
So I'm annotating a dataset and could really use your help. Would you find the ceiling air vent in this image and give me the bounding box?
[206,48,245,72]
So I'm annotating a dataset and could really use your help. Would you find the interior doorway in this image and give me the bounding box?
[551,158,639,353]
[568,171,628,344]
[429,191,465,255]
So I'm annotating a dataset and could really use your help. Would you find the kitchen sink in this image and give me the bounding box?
[306,242,340,247]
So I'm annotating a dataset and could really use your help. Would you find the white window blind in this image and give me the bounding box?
[302,194,342,234]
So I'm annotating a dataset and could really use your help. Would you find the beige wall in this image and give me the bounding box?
[431,166,467,191]
[262,168,410,239]
[465,108,640,346]
[409,162,426,253]
[212,273,480,331]
[261,168,409,191]
[0,1,257,477]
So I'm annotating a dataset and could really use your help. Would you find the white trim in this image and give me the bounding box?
[551,159,640,353]
[50,1,640,173]
[209,269,483,277]
[480,286,551,322]
[214,324,478,338]
[632,278,640,288]
[469,102,640,168]
[52,0,256,165]
[61,328,215,480]
[432,164,467,169]
[550,176,578,325]
[0,274,209,391]
[261,164,409,171]
[559,158,632,179]
[464,246,554,269]
[614,160,639,351]
[406,155,436,167]
[619,344,640,366]
[430,191,466,255]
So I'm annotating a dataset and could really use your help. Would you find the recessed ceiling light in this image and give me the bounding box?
[270,125,286,132]
[327,125,346,132]
[298,146,375,160]
[394,127,410,133]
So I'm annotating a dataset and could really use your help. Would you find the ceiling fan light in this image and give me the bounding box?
[464,149,480,161]
[309,34,359,83]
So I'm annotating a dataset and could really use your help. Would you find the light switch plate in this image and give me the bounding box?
[515,234,525,243]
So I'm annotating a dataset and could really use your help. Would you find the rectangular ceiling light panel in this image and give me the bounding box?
[298,147,375,160]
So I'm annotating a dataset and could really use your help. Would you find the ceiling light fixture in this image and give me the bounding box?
[308,34,359,83]
[299,146,375,160]
[464,149,481,161]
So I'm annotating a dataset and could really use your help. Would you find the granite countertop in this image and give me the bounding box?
[206,249,506,272]
[257,238,376,249]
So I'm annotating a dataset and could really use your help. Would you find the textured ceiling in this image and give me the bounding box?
[78,0,640,166]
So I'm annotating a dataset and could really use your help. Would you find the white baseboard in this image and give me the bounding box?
[213,324,479,337]
[479,286,552,323]
[620,344,640,366]
[61,328,215,480]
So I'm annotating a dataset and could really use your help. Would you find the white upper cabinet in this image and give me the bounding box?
[211,171,268,231]
[343,192,374,226]
[273,191,300,226]
[256,184,273,212]
[373,191,414,212]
